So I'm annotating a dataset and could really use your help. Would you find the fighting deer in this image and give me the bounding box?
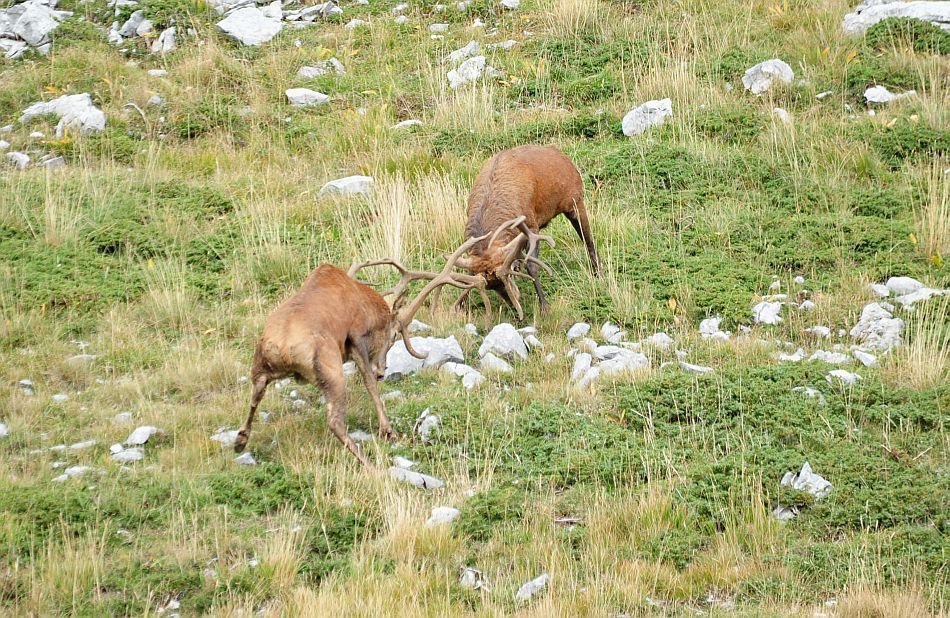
[234,234,495,466]
[454,145,600,319]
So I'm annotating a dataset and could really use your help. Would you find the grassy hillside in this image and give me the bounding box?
[1,0,948,615]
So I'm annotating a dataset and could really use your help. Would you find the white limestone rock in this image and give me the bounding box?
[425,506,460,527]
[480,352,513,373]
[479,323,527,360]
[319,175,374,196]
[125,425,162,445]
[448,55,490,88]
[217,7,282,46]
[286,88,329,107]
[20,93,106,138]
[389,466,445,489]
[752,301,783,325]
[780,462,832,499]
[742,59,794,95]
[566,322,590,340]
[515,573,550,601]
[444,39,479,63]
[849,302,903,351]
[864,85,916,104]
[843,0,950,35]
[826,369,862,386]
[621,98,672,136]
[385,336,465,379]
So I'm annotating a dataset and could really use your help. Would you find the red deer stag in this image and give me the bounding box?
[234,235,493,466]
[454,145,600,319]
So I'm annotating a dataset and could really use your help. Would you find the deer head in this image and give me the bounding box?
[453,216,554,320]
[348,233,496,358]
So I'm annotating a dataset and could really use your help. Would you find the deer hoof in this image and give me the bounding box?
[233,432,248,453]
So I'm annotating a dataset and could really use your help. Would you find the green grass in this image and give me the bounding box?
[1,0,948,614]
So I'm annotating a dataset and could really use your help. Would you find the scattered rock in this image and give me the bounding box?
[679,361,713,374]
[217,6,282,46]
[6,151,29,169]
[113,411,133,424]
[425,506,460,527]
[479,323,527,360]
[772,107,792,124]
[644,332,674,350]
[52,465,103,483]
[392,455,416,469]
[460,567,489,591]
[344,18,368,30]
[864,85,916,104]
[752,301,783,325]
[392,119,422,129]
[480,352,513,373]
[849,302,903,351]
[501,0,519,7]
[444,40,479,63]
[210,428,239,446]
[429,22,449,32]
[111,447,144,463]
[699,317,730,341]
[408,319,430,334]
[0,423,8,438]
[441,362,485,389]
[809,350,850,364]
[885,276,923,296]
[567,322,590,340]
[234,452,257,465]
[571,353,592,381]
[515,573,550,601]
[842,0,950,35]
[319,175,374,196]
[781,461,832,498]
[742,59,794,95]
[792,386,827,405]
[1,0,69,56]
[414,408,440,443]
[51,393,68,403]
[151,26,176,54]
[389,466,445,490]
[448,55,492,88]
[17,379,35,396]
[297,58,345,79]
[20,93,105,139]
[778,348,805,362]
[286,88,329,107]
[621,98,672,136]
[386,336,464,379]
[126,425,162,445]
[826,369,862,386]
[852,349,878,366]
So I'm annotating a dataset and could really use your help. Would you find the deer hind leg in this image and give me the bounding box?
[564,199,601,276]
[311,351,374,467]
[235,359,272,453]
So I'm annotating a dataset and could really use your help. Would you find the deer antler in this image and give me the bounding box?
[494,218,554,320]
[348,234,494,356]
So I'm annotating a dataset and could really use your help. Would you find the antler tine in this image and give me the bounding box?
[486,215,526,250]
[347,258,410,279]
[395,231,492,327]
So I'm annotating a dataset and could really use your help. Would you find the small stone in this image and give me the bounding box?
[319,175,374,196]
[113,412,133,424]
[826,369,862,386]
[147,69,167,77]
[480,352,513,373]
[234,452,257,465]
[425,506,460,527]
[742,59,794,95]
[780,461,832,498]
[515,573,550,601]
[7,152,30,169]
[460,567,489,590]
[126,425,162,445]
[852,350,878,367]
[286,88,329,107]
[216,7,283,46]
[864,85,916,104]
[752,301,783,325]
[210,429,240,446]
[112,447,144,463]
[393,456,416,469]
[52,393,69,403]
[17,379,36,396]
[792,386,827,405]
[392,119,423,129]
[429,23,449,32]
[0,423,8,438]
[344,19,368,29]
[566,322,590,340]
[772,107,792,124]
[389,466,445,489]
[414,408,440,443]
[679,361,713,374]
[444,40,479,63]
[621,98,672,136]
[479,323,528,360]
[348,430,373,442]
